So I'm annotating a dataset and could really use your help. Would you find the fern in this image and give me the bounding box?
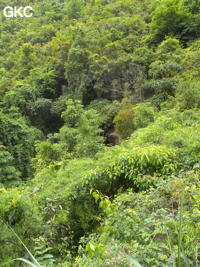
[33,237,55,267]
[2,220,54,267]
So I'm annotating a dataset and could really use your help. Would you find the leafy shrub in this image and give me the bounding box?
[130,109,200,168]
[75,109,104,157]
[87,99,121,141]
[60,99,104,157]
[74,171,200,266]
[0,111,39,179]
[0,188,42,266]
[114,102,155,139]
[150,0,192,43]
[114,106,135,139]
[133,103,155,129]
[32,141,64,171]
[0,145,20,186]
[176,80,200,109]
[29,140,179,261]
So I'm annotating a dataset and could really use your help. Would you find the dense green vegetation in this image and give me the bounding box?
[0,0,200,266]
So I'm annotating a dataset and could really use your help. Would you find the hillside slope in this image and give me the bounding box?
[0,0,200,266]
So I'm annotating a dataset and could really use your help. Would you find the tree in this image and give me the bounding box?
[0,110,39,179]
[114,107,135,139]
[75,109,104,157]
[150,0,192,44]
[0,145,20,186]
[61,99,104,157]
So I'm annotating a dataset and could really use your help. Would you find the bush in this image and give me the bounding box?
[30,142,179,258]
[176,80,200,109]
[32,141,64,171]
[114,107,135,139]
[114,102,155,139]
[0,188,42,265]
[0,145,20,186]
[150,0,192,43]
[130,109,200,168]
[0,111,39,179]
[133,103,155,129]
[74,171,200,266]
